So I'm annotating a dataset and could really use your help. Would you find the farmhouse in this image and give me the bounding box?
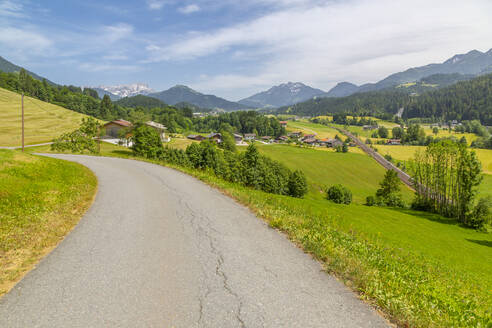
[261,136,274,143]
[187,134,206,141]
[303,138,318,145]
[288,132,302,138]
[325,139,343,148]
[302,134,316,141]
[276,136,288,143]
[244,133,256,141]
[387,139,402,145]
[145,121,167,141]
[233,133,243,143]
[207,132,222,143]
[103,119,132,138]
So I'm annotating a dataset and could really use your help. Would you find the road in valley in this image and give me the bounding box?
[0,155,388,327]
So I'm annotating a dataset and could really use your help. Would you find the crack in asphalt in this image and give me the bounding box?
[141,166,247,327]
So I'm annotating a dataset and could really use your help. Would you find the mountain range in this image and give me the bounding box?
[93,83,154,100]
[1,48,491,111]
[333,48,492,96]
[238,82,325,108]
[147,85,249,111]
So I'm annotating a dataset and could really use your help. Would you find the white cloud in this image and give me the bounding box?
[147,0,166,10]
[0,0,24,17]
[0,26,52,52]
[102,23,134,43]
[78,62,141,72]
[178,4,200,14]
[148,0,492,99]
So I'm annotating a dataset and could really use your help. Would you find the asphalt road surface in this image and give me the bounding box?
[0,155,389,327]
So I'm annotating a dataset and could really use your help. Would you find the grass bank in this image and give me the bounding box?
[0,150,97,296]
[30,143,491,327]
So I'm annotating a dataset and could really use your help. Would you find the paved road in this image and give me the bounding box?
[0,155,388,328]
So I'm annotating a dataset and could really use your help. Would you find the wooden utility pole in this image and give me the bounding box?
[21,93,24,152]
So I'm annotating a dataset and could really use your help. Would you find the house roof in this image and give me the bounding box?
[104,119,132,127]
[279,121,288,124]
[244,133,256,137]
[207,132,221,138]
[146,121,166,130]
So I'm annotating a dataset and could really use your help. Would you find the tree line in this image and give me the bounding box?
[410,140,488,228]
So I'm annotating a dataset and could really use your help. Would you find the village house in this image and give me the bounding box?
[275,136,289,143]
[279,121,288,127]
[187,134,206,141]
[288,132,302,139]
[386,139,402,145]
[145,121,168,141]
[103,119,132,138]
[244,133,256,141]
[303,138,318,146]
[302,134,316,141]
[207,132,222,143]
[261,136,274,143]
[325,139,343,148]
[233,133,243,143]
[363,125,378,130]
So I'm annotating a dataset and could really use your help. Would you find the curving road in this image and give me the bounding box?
[0,155,388,327]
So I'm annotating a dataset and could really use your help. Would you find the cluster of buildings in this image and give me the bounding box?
[186,130,347,149]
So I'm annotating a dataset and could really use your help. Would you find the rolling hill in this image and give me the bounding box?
[148,85,249,111]
[0,87,96,147]
[0,56,55,85]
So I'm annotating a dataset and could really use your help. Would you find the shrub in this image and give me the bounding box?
[342,143,348,153]
[366,195,375,206]
[51,117,101,154]
[131,125,163,159]
[327,184,352,204]
[288,170,308,198]
[467,197,491,229]
[384,154,393,162]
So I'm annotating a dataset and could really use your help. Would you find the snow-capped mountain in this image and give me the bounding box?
[239,82,325,108]
[94,83,154,99]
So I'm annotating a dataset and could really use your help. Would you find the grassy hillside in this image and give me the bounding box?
[0,150,97,296]
[0,87,95,146]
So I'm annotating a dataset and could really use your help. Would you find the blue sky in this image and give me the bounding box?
[1,0,491,100]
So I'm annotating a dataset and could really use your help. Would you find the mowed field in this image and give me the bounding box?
[0,88,94,147]
[255,143,413,203]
